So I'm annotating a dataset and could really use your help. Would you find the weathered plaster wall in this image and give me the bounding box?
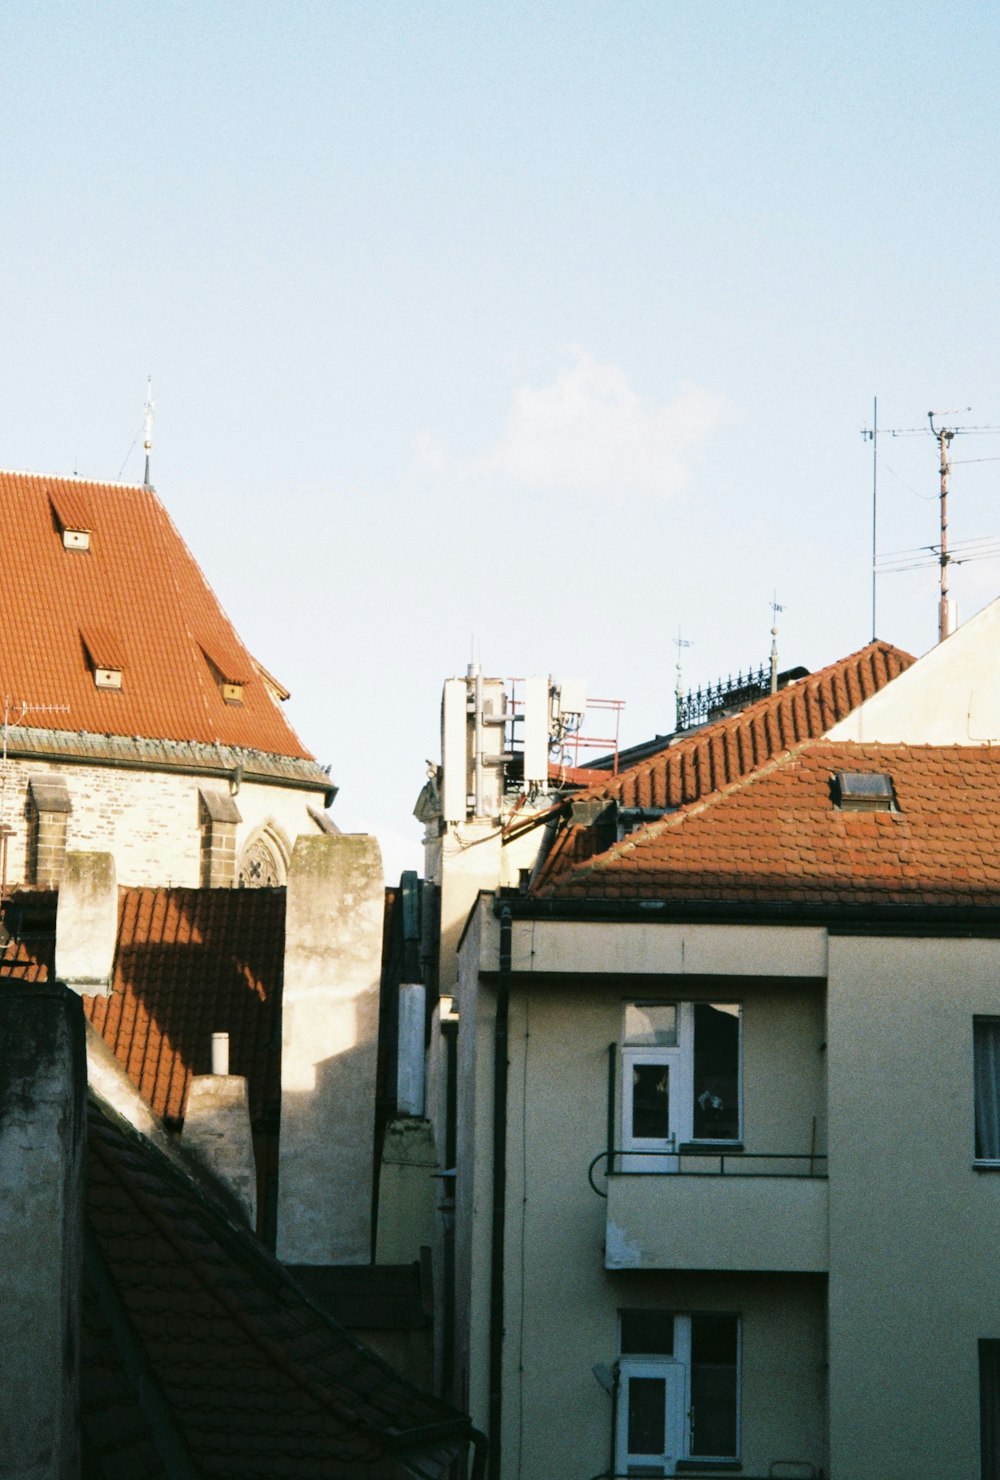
[0,985,85,1480]
[55,850,118,994]
[276,833,384,1265]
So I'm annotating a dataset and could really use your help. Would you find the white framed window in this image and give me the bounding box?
[975,1019,1000,1165]
[622,1001,741,1169]
[616,1310,740,1476]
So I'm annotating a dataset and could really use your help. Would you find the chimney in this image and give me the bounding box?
[276,834,384,1265]
[181,1034,257,1227]
[397,983,426,1117]
[55,851,117,995]
[0,984,85,1478]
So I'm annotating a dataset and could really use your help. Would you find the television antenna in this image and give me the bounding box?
[862,405,1000,642]
[673,629,693,720]
[769,594,784,694]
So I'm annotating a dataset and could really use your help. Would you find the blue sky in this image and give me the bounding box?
[3,3,999,875]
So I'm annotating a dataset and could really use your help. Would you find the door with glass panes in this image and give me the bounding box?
[622,1001,740,1171]
[615,1360,685,1477]
[615,1311,740,1477]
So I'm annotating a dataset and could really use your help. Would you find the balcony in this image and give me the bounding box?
[593,1150,829,1274]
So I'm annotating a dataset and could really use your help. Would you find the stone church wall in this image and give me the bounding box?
[0,755,331,889]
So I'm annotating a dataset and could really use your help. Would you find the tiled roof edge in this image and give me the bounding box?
[88,1093,473,1447]
[0,467,148,491]
[541,742,811,892]
[3,726,333,791]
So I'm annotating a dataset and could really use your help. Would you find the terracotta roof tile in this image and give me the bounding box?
[85,1100,470,1477]
[82,886,285,1124]
[535,640,914,887]
[0,471,311,757]
[543,742,1000,909]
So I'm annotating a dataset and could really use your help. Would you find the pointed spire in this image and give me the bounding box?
[143,376,154,488]
[769,593,784,694]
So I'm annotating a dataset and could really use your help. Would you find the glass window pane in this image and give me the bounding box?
[621,1310,675,1355]
[628,1376,665,1456]
[980,1340,1000,1480]
[625,1003,677,1046]
[975,1020,1000,1161]
[690,1315,738,1458]
[633,1063,669,1139]
[693,1003,740,1140]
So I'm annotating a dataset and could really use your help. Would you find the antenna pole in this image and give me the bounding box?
[769,594,784,693]
[673,630,692,730]
[143,377,154,489]
[871,396,878,640]
[929,412,956,640]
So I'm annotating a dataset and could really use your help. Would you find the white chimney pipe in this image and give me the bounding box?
[211,1032,230,1076]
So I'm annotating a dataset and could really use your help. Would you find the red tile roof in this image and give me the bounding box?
[85,1099,472,1477]
[534,640,914,887]
[0,886,283,1124]
[84,886,285,1124]
[542,741,1000,909]
[0,471,312,756]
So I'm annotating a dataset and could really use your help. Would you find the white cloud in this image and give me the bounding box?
[471,349,724,498]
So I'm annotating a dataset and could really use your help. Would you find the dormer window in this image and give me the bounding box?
[49,489,93,553]
[200,643,248,707]
[81,627,124,692]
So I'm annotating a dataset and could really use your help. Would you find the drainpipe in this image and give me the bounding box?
[488,904,512,1480]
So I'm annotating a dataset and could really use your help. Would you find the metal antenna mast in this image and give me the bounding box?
[769,594,784,694]
[673,630,693,730]
[927,408,970,641]
[861,396,878,640]
[143,377,154,489]
[864,405,1000,642]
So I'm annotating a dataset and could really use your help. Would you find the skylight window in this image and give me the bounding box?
[833,771,897,812]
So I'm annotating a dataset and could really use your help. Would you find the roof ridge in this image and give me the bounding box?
[0,467,148,491]
[573,638,916,802]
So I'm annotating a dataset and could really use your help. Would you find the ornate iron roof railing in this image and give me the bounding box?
[675,662,771,732]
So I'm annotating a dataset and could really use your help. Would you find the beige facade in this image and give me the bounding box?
[449,897,1000,1479]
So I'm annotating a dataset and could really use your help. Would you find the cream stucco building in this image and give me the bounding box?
[423,608,1000,1479]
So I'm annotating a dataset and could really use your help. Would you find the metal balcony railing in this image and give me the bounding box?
[588,1148,828,1198]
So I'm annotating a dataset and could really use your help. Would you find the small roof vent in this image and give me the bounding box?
[833,771,896,812]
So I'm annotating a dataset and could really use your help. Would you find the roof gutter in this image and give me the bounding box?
[493,893,1000,937]
[4,737,335,804]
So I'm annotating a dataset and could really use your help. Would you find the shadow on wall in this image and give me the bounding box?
[277,1004,380,1267]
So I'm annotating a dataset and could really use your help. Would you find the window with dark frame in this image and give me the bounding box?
[974,1019,1000,1163]
[981,1340,1000,1480]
